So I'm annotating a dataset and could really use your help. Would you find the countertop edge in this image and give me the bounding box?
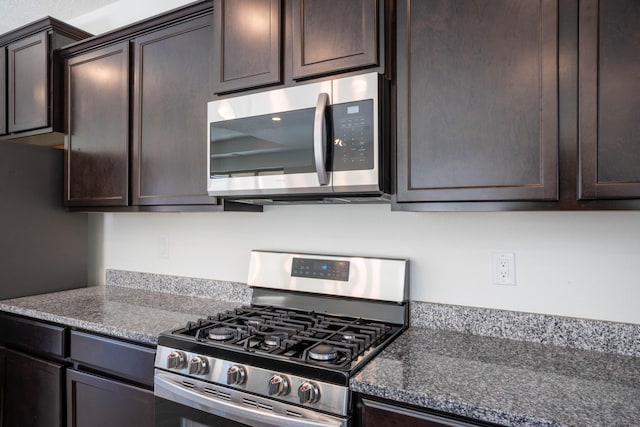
[0,302,158,345]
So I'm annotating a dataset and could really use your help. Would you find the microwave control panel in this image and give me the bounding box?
[331,100,374,171]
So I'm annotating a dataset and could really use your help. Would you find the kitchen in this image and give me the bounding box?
[0,0,639,426]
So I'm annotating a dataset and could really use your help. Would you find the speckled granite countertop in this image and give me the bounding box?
[3,271,639,426]
[351,306,640,427]
[0,279,248,345]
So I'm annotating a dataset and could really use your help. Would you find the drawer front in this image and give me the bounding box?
[70,330,155,387]
[0,313,66,357]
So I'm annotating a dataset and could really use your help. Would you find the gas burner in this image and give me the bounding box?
[264,335,281,347]
[308,344,338,361]
[341,333,357,341]
[209,327,236,341]
[246,319,265,329]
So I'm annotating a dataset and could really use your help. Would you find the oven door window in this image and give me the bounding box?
[210,108,316,179]
[156,396,248,427]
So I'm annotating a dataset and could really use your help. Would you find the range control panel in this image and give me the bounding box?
[291,257,350,281]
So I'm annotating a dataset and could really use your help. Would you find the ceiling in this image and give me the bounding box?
[0,0,118,34]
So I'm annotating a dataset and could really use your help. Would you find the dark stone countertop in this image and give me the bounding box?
[351,327,640,427]
[0,285,245,345]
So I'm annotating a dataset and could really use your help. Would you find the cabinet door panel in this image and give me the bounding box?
[213,0,281,93]
[2,349,64,427]
[396,0,558,203]
[359,396,481,427]
[0,48,6,135]
[292,0,378,79]
[67,369,154,427]
[579,0,640,199]
[7,32,49,133]
[65,42,129,207]
[132,17,217,205]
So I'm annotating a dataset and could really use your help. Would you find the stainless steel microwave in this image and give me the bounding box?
[207,72,389,204]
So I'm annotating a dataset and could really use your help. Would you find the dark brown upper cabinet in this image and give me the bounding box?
[578,0,640,200]
[60,0,257,212]
[213,0,282,93]
[0,18,91,142]
[8,32,48,133]
[212,0,384,94]
[291,0,378,80]
[0,48,5,135]
[395,0,559,205]
[64,42,130,207]
[132,16,216,206]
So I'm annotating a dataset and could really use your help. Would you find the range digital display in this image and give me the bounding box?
[291,258,350,281]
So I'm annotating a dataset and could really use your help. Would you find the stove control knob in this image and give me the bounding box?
[167,351,187,370]
[226,365,246,385]
[298,381,320,404]
[268,374,290,396]
[188,356,209,375]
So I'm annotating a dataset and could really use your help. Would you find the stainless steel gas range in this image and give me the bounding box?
[154,250,409,427]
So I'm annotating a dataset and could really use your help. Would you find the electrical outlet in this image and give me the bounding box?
[492,253,515,285]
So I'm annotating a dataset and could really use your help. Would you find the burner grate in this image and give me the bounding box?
[170,305,395,368]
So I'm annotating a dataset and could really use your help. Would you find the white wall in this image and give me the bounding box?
[91,206,640,325]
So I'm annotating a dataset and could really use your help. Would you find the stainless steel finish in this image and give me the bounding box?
[209,327,235,341]
[268,374,290,397]
[331,72,381,192]
[208,80,333,197]
[313,92,330,186]
[167,351,187,369]
[226,365,246,385]
[308,345,337,361]
[156,345,350,416]
[298,382,320,404]
[248,250,409,303]
[188,356,209,375]
[207,72,384,201]
[252,288,408,324]
[155,370,347,427]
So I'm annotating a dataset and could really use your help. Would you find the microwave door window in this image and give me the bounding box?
[210,108,316,178]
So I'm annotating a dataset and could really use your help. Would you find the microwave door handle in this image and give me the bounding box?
[313,92,330,185]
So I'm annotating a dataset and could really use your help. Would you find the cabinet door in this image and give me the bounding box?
[358,396,481,427]
[0,47,6,135]
[213,0,281,93]
[396,0,558,203]
[1,349,64,427]
[579,0,640,199]
[65,42,129,207]
[0,347,4,423]
[67,369,154,427]
[7,32,49,133]
[132,16,217,206]
[292,0,378,79]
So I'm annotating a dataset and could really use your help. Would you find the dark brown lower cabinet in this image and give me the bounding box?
[356,395,492,427]
[1,348,64,427]
[67,369,154,427]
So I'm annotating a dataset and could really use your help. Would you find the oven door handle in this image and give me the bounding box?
[313,92,330,186]
[155,372,346,427]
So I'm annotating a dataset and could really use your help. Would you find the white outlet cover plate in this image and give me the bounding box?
[492,252,516,285]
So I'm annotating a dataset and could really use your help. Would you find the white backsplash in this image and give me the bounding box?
[89,204,640,325]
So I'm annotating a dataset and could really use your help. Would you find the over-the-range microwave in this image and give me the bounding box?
[206,72,390,204]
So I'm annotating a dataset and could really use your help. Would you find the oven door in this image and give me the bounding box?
[207,81,333,199]
[154,371,348,427]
